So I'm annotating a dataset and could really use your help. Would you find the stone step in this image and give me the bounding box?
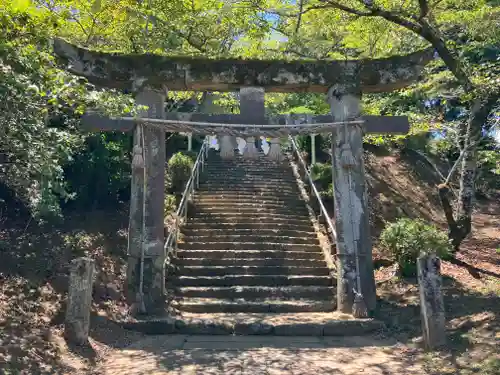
[206,160,289,166]
[172,275,333,287]
[178,242,322,252]
[205,173,297,184]
[175,257,327,268]
[205,169,292,176]
[194,196,306,204]
[196,189,301,197]
[197,185,298,191]
[174,286,335,299]
[197,188,300,195]
[205,175,295,182]
[195,192,303,200]
[193,201,307,209]
[192,207,309,215]
[181,228,317,238]
[189,213,310,222]
[200,182,299,189]
[178,265,329,277]
[200,178,297,184]
[175,250,325,260]
[187,219,311,228]
[121,313,384,336]
[205,172,291,176]
[181,235,318,245]
[183,224,314,232]
[172,298,335,313]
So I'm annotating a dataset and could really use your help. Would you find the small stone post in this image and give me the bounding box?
[418,254,446,350]
[311,133,316,166]
[65,257,95,346]
[327,85,376,314]
[187,133,192,151]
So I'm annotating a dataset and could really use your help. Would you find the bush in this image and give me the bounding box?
[380,218,452,277]
[311,163,332,191]
[167,152,194,194]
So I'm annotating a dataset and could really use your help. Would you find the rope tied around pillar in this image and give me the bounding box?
[132,125,145,169]
[340,122,363,169]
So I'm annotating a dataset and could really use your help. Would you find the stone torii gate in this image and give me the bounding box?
[53,39,433,315]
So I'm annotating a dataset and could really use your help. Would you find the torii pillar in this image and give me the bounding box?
[127,88,166,314]
[327,84,376,314]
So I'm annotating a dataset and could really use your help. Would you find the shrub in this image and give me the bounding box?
[311,163,332,191]
[167,152,194,194]
[380,218,452,277]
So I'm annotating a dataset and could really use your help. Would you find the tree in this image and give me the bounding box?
[259,0,499,250]
[0,1,135,219]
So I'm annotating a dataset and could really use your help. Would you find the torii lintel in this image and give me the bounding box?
[53,38,433,94]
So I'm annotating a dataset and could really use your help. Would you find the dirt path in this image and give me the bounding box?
[96,334,424,375]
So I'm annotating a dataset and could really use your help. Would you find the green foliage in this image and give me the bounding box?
[481,357,500,375]
[380,218,452,277]
[0,0,498,223]
[0,1,137,219]
[63,133,132,209]
[311,163,332,192]
[167,152,194,194]
[164,194,176,217]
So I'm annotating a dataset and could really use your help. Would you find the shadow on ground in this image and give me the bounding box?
[99,334,423,375]
[0,207,129,374]
[376,275,500,375]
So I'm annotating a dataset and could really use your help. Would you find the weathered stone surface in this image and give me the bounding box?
[240,87,266,123]
[80,111,410,135]
[65,257,95,345]
[118,313,385,336]
[323,320,384,336]
[175,318,234,335]
[328,86,376,314]
[417,254,446,350]
[53,38,433,93]
[273,323,324,336]
[126,89,166,313]
[121,317,176,334]
[234,322,275,335]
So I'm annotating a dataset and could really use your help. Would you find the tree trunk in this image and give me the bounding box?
[440,97,497,251]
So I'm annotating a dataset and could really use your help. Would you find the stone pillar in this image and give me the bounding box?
[311,133,316,165]
[240,87,265,160]
[245,136,259,158]
[187,133,192,151]
[65,257,95,345]
[219,135,236,159]
[127,88,166,314]
[418,254,446,350]
[266,138,282,161]
[240,87,265,124]
[327,85,376,314]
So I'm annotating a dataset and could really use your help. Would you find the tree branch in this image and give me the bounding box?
[321,0,474,90]
[419,0,429,19]
[320,0,423,34]
[295,0,304,34]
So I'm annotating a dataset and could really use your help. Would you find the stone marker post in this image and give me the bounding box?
[327,85,376,314]
[417,254,446,350]
[65,257,95,345]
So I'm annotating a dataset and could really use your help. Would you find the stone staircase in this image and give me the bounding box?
[169,153,336,314]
